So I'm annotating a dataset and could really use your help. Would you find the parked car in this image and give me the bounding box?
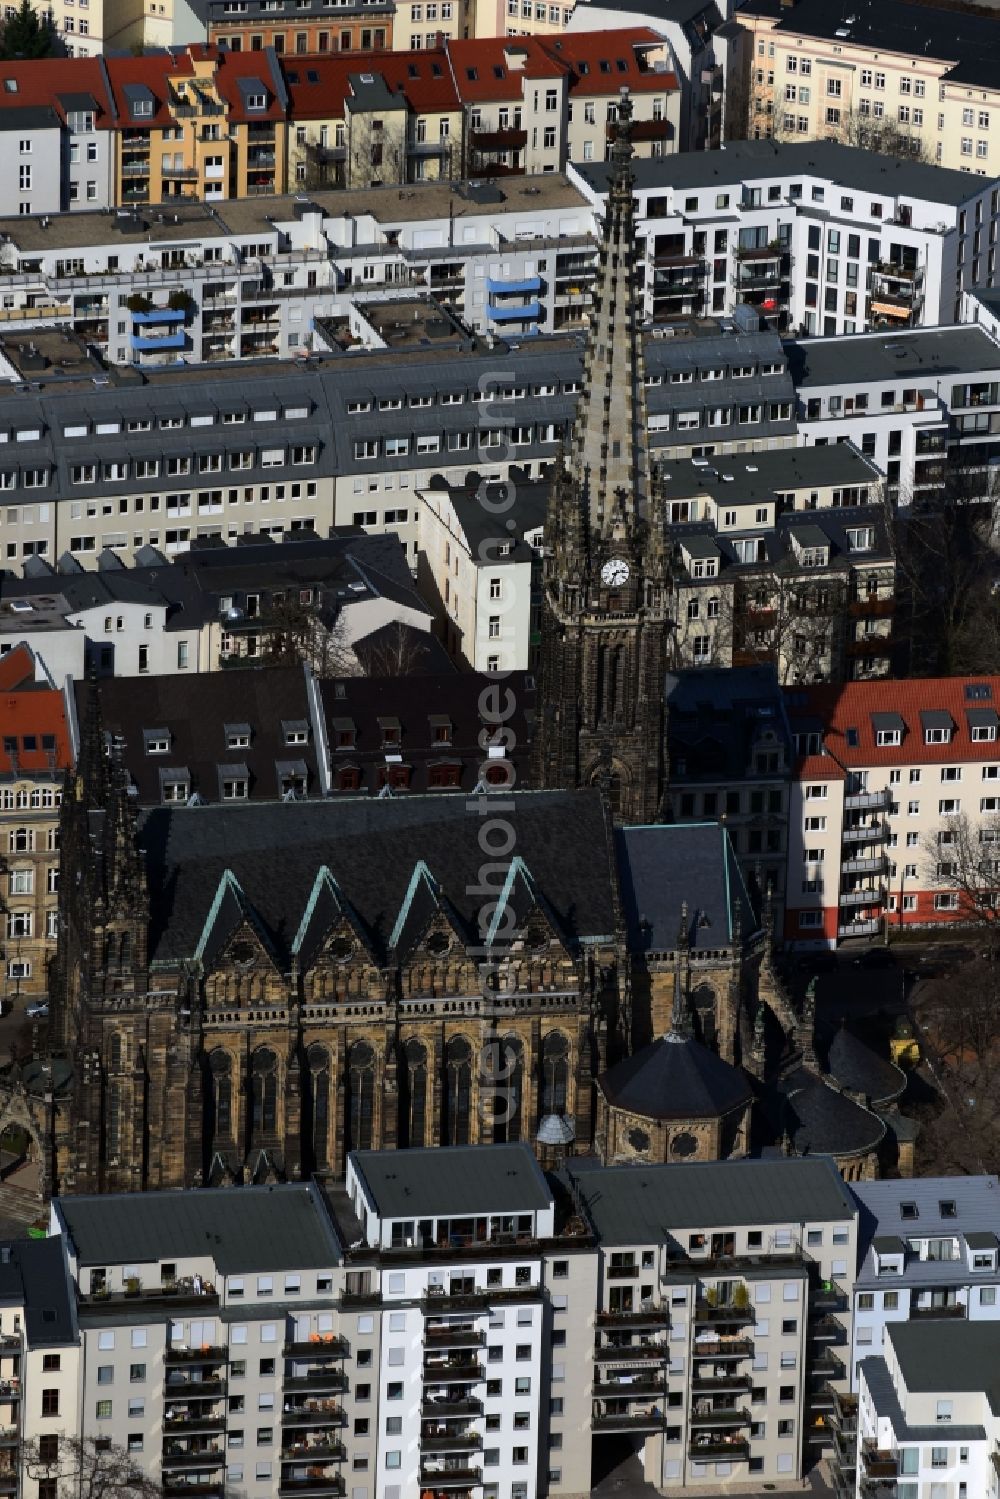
[26,1002,48,1020]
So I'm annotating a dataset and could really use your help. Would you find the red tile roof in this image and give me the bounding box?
[0,57,114,128]
[0,646,72,777]
[545,29,677,97]
[104,47,285,128]
[282,49,459,120]
[785,676,1000,769]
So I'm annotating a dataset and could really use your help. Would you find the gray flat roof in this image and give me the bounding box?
[350,1143,552,1220]
[0,173,587,253]
[566,1156,855,1244]
[889,1320,1000,1407]
[786,325,1000,387]
[56,1184,342,1271]
[861,1350,989,1436]
[661,443,879,502]
[576,138,993,208]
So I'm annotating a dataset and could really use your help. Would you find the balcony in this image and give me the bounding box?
[284,1372,348,1395]
[422,1359,483,1384]
[842,856,888,877]
[0,1430,17,1449]
[161,1448,226,1471]
[811,1316,848,1345]
[470,127,527,151]
[283,1340,348,1360]
[281,1443,345,1464]
[424,1327,485,1350]
[689,1338,753,1359]
[164,1377,224,1400]
[843,788,891,811]
[162,1486,224,1498]
[130,329,186,353]
[421,1398,483,1419]
[691,1374,752,1395]
[693,1301,754,1325]
[280,1404,347,1430]
[421,1286,538,1312]
[594,1343,667,1364]
[596,1308,669,1328]
[593,1375,666,1398]
[839,886,885,908]
[689,1439,750,1462]
[592,1409,665,1433]
[690,1406,751,1428]
[421,1433,482,1454]
[277,1481,346,1498]
[838,919,883,939]
[486,299,541,324]
[418,1466,482,1489]
[811,1349,846,1380]
[861,1444,897,1480]
[910,1301,966,1320]
[165,1347,227,1366]
[164,1416,225,1437]
[841,822,889,845]
[161,164,199,179]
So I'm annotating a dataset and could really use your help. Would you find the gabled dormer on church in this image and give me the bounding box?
[534,92,672,825]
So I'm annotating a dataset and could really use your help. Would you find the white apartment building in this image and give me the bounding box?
[783,675,1000,945]
[856,1320,1000,1499]
[416,470,545,670]
[572,139,1000,337]
[788,324,1000,508]
[0,175,597,362]
[848,1177,1000,1394]
[568,1156,859,1492]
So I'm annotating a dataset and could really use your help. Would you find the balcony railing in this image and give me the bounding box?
[422,1360,483,1384]
[420,1398,482,1419]
[910,1301,966,1320]
[843,788,891,811]
[693,1302,754,1325]
[689,1439,750,1461]
[594,1344,667,1363]
[280,1404,347,1429]
[283,1340,348,1360]
[689,1338,753,1359]
[595,1308,669,1327]
[591,1409,665,1432]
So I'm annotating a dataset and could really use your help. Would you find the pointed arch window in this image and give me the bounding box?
[109,1033,123,1071]
[307,1043,330,1168]
[347,1041,375,1152]
[105,1081,121,1160]
[493,1034,523,1144]
[445,1036,472,1146]
[251,1047,278,1138]
[404,1038,428,1148]
[541,1031,570,1116]
[209,1049,233,1140]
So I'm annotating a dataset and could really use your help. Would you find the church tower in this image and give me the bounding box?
[533,93,672,824]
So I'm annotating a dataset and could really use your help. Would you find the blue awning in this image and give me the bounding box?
[131,330,186,352]
[487,300,541,323]
[131,308,186,325]
[487,276,542,296]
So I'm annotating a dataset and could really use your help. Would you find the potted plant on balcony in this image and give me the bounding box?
[125,293,153,314]
[732,1283,750,1312]
[704,1286,719,1308]
[124,1277,141,1297]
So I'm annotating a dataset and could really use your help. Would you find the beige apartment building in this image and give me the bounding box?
[739,0,1000,178]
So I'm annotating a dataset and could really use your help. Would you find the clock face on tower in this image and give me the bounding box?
[601,558,630,587]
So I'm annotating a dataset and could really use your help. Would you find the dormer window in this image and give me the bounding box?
[876,729,901,747]
[900,1202,918,1220]
[332,718,356,750]
[429,716,452,746]
[940,1200,957,1218]
[282,721,309,747]
[873,712,905,748]
[225,724,251,750]
[143,729,170,755]
[379,717,401,748]
[922,711,953,745]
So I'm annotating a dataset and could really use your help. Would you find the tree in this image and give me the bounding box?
[260,594,358,678]
[710,568,852,683]
[890,470,1000,676]
[921,811,1000,932]
[0,0,56,59]
[23,1435,163,1499]
[909,950,1000,1176]
[837,108,932,163]
[355,621,437,677]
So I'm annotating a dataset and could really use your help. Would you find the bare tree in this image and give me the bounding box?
[23,1435,163,1499]
[354,621,436,677]
[261,596,358,679]
[837,109,932,162]
[921,811,1000,932]
[909,949,1000,1175]
[712,569,851,683]
[891,471,1000,676]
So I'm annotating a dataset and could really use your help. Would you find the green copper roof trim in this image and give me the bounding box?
[291,865,340,957]
[484,855,533,948]
[388,859,438,951]
[193,868,245,963]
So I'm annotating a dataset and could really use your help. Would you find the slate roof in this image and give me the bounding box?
[575,138,991,209]
[0,1237,76,1349]
[851,1174,1000,1285]
[739,0,1000,92]
[55,1183,342,1271]
[350,1143,552,1219]
[785,325,1000,388]
[322,674,539,803]
[860,1351,987,1439]
[83,665,322,806]
[615,822,759,954]
[565,1155,855,1244]
[780,1066,886,1158]
[599,1032,752,1120]
[818,1024,906,1108]
[665,665,792,787]
[134,788,619,967]
[889,1319,1000,1405]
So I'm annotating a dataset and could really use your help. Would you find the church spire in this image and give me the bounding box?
[567,89,651,532]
